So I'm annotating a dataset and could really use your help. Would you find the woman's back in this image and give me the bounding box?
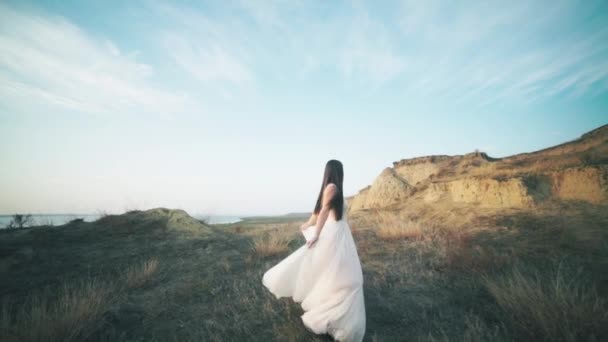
[328,201,347,222]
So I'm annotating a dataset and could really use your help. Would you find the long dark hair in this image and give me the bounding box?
[313,160,344,220]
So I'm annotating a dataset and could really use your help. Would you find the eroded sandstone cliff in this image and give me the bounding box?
[348,125,608,213]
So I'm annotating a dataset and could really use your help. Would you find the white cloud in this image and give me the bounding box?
[238,0,288,29]
[390,1,608,105]
[337,10,405,83]
[2,0,605,114]
[145,2,255,89]
[0,4,195,117]
[162,33,253,85]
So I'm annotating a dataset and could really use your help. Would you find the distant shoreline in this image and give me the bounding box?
[0,213,244,228]
[0,211,311,229]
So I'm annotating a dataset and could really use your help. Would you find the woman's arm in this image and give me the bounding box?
[306,183,337,248]
[303,213,317,228]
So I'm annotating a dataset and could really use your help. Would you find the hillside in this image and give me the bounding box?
[1,208,354,342]
[348,125,608,215]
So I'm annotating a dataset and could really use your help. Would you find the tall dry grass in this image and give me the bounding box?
[371,210,424,240]
[253,232,292,257]
[485,264,608,341]
[425,313,504,342]
[0,257,162,342]
[126,258,159,289]
[0,278,116,342]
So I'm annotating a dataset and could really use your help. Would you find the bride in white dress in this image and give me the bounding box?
[262,160,366,342]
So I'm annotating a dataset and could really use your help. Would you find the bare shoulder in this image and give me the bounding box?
[323,183,338,203]
[324,183,338,193]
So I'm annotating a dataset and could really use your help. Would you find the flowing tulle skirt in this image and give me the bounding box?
[262,218,366,342]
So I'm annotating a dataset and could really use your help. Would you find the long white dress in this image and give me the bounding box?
[262,205,366,341]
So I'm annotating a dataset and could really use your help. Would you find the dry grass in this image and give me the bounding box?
[1,258,160,341]
[0,278,116,342]
[485,265,608,341]
[424,313,504,342]
[253,232,292,257]
[446,244,510,273]
[126,258,159,289]
[2,205,606,341]
[439,228,514,273]
[372,210,424,240]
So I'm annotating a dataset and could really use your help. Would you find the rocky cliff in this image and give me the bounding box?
[348,125,608,213]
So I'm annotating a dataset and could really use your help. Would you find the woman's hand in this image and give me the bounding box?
[306,235,318,248]
[300,223,308,231]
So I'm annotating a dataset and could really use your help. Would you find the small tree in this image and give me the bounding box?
[7,214,33,229]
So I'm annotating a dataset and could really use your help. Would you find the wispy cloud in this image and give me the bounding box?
[162,32,253,86]
[233,0,608,99]
[148,3,255,89]
[337,8,405,83]
[1,0,606,116]
[393,0,608,104]
[0,3,195,117]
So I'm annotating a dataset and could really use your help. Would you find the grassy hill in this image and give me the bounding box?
[1,204,607,341]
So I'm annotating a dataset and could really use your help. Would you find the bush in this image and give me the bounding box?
[68,218,85,224]
[6,214,33,229]
[580,148,608,166]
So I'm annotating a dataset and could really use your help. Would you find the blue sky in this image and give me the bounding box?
[1,0,607,215]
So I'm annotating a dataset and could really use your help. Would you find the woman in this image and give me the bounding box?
[262,160,366,342]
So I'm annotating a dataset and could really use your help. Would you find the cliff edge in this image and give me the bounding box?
[348,125,608,212]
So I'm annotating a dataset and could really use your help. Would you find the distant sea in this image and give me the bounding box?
[193,215,242,225]
[0,214,242,229]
